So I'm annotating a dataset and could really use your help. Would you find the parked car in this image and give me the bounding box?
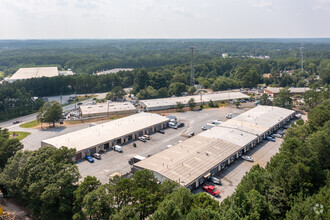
[240,99,247,103]
[202,184,220,197]
[113,145,123,152]
[168,123,178,129]
[212,120,222,125]
[188,132,195,138]
[12,120,21,124]
[226,113,233,119]
[210,177,222,185]
[177,122,185,128]
[274,133,282,138]
[92,153,101,160]
[196,107,202,111]
[158,129,165,134]
[202,123,215,131]
[166,145,173,148]
[277,130,284,135]
[283,124,291,129]
[138,137,147,142]
[266,136,275,142]
[77,102,83,105]
[85,155,94,163]
[143,135,150,140]
[242,155,254,162]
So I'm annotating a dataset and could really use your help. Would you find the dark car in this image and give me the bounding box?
[13,120,21,124]
[196,108,202,111]
[177,122,185,128]
[77,102,83,105]
[158,129,165,134]
[85,155,94,163]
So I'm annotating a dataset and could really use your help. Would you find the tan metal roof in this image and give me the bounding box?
[10,67,59,81]
[79,102,136,116]
[135,135,242,186]
[42,113,169,152]
[135,106,295,186]
[140,92,248,108]
[264,87,310,94]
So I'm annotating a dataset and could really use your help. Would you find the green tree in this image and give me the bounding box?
[151,200,182,220]
[235,100,241,108]
[37,101,63,127]
[304,90,320,111]
[106,86,126,101]
[83,184,115,219]
[188,86,197,95]
[0,128,23,168]
[111,205,139,220]
[134,69,150,90]
[188,98,196,110]
[168,82,187,97]
[176,102,184,112]
[73,176,101,220]
[0,146,79,219]
[260,93,271,105]
[273,87,292,109]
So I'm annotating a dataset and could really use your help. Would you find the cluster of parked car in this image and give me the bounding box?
[138,134,150,142]
[85,153,102,163]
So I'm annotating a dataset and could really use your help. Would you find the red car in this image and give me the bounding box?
[202,184,220,197]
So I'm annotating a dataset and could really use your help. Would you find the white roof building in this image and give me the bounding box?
[263,87,310,97]
[9,67,59,82]
[79,102,137,118]
[139,92,249,111]
[134,106,295,189]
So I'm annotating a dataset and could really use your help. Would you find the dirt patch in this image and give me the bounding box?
[0,198,33,220]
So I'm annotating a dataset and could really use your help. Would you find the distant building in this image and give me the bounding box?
[96,68,134,75]
[222,53,229,58]
[263,87,310,98]
[9,67,59,82]
[79,102,137,118]
[263,73,272,78]
[139,92,249,111]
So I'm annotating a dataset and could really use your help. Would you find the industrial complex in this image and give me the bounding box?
[41,113,169,161]
[79,102,137,118]
[263,87,310,97]
[133,106,295,190]
[139,92,248,111]
[9,67,59,82]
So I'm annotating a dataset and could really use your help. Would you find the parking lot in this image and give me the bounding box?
[77,106,248,183]
[192,136,283,202]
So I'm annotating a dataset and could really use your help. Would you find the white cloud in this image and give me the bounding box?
[251,0,273,10]
[313,0,330,11]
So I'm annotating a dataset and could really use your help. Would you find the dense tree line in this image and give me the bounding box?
[0,85,44,121]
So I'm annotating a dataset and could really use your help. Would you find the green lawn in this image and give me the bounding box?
[9,131,31,141]
[20,120,39,128]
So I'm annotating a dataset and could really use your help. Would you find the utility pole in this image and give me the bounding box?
[300,45,304,72]
[189,46,195,87]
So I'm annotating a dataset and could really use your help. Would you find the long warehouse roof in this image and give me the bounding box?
[134,106,295,186]
[140,92,248,108]
[264,87,310,94]
[80,102,136,115]
[42,113,169,152]
[10,67,59,81]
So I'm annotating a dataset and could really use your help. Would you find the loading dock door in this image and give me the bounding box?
[75,152,82,161]
[104,143,110,149]
[90,147,96,154]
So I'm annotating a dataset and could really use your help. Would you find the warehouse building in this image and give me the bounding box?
[9,67,59,82]
[79,102,137,118]
[139,92,249,111]
[133,106,295,190]
[42,113,169,161]
[263,87,310,98]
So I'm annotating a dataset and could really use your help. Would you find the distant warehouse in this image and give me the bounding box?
[139,92,248,111]
[133,106,295,190]
[9,67,59,82]
[42,113,169,161]
[79,102,137,119]
[263,87,310,98]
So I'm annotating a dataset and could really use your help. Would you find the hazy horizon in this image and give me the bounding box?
[1,0,330,39]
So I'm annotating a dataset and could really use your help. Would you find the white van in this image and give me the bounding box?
[113,145,123,152]
[226,113,233,119]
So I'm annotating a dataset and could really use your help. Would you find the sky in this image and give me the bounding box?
[0,0,329,39]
